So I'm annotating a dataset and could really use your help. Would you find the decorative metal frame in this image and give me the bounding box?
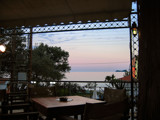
[0,12,139,120]
[1,20,128,35]
[130,12,139,120]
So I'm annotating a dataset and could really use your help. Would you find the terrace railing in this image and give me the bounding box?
[0,80,138,102]
[0,79,138,119]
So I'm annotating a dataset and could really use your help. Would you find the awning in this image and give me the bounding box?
[0,0,132,28]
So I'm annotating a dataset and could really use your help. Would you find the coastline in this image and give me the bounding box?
[62,72,125,81]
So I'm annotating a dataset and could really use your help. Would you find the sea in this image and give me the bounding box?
[61,72,125,88]
[62,72,125,81]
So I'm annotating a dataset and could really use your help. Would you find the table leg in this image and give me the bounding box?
[81,114,83,120]
[46,117,53,120]
[74,115,78,119]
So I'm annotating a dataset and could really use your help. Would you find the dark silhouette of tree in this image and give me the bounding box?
[32,43,71,81]
[0,33,28,78]
[105,74,125,89]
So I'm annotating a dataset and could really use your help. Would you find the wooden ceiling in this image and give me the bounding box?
[0,0,132,28]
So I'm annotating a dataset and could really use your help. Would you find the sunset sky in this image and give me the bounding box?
[33,28,130,72]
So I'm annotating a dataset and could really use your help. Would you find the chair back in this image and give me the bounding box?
[104,88,127,103]
[30,86,56,98]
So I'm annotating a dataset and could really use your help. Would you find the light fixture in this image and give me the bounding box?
[0,44,6,53]
[132,22,138,37]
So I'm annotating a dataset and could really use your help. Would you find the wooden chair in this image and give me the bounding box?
[1,91,32,114]
[103,88,130,119]
[1,103,32,114]
[84,98,129,120]
[6,92,29,104]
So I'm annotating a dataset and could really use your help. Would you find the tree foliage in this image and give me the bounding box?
[32,43,71,81]
[105,74,125,89]
[0,34,71,82]
[0,34,28,78]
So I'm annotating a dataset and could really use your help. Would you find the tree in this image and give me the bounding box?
[32,43,71,81]
[105,74,125,89]
[0,33,28,78]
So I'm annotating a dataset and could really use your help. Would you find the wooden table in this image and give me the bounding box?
[31,96,105,120]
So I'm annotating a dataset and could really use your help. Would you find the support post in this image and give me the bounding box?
[28,27,33,97]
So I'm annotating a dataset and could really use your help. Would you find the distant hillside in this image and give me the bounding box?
[115,70,127,72]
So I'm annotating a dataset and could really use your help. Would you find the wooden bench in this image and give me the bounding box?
[0,111,39,120]
[1,103,31,114]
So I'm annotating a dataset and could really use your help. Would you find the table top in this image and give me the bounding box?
[32,96,105,108]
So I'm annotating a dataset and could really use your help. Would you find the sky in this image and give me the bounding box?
[33,28,130,72]
[32,2,138,72]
